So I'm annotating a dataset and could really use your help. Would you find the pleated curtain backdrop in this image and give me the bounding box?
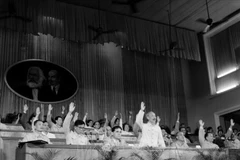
[0,28,187,127]
[0,0,200,61]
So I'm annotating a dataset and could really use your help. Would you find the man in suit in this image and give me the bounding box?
[45,69,70,101]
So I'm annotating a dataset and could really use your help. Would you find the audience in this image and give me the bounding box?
[122,111,133,132]
[42,121,56,139]
[21,107,51,144]
[63,102,89,145]
[2,100,240,154]
[135,102,165,147]
[198,119,219,149]
[171,131,189,148]
[111,111,122,128]
[83,112,93,127]
[161,125,172,146]
[186,126,192,134]
[102,126,127,151]
[47,104,64,132]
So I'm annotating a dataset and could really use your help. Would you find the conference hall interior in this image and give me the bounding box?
[1,0,240,159]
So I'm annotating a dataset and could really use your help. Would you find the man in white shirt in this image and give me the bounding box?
[42,121,56,139]
[21,120,51,144]
[198,119,219,149]
[135,102,165,148]
[63,102,89,145]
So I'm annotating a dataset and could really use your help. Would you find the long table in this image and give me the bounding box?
[16,143,240,160]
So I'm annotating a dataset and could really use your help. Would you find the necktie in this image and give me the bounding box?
[53,86,56,94]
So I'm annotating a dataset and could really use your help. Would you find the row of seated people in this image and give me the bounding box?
[1,102,240,150]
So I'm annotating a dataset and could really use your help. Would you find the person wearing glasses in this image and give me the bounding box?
[63,102,89,145]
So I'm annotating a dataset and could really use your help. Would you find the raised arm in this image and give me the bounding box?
[119,113,123,128]
[70,112,79,130]
[46,104,54,128]
[32,107,40,131]
[111,111,118,127]
[225,119,234,139]
[135,102,145,129]
[39,104,45,121]
[198,119,205,147]
[103,113,108,129]
[83,112,88,126]
[14,113,21,125]
[19,104,29,129]
[128,111,133,127]
[171,112,180,135]
[63,102,75,134]
[156,116,161,126]
[61,106,66,117]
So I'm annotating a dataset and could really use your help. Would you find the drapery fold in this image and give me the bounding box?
[0,0,200,61]
[0,28,187,127]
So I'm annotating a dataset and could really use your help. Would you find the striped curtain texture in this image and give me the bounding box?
[0,0,200,61]
[0,28,187,127]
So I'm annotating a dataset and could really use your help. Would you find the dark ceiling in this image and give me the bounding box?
[56,0,240,33]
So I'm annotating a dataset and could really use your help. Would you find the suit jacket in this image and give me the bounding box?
[41,84,74,102]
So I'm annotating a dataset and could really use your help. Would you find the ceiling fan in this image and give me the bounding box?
[160,0,184,53]
[88,0,118,40]
[0,0,32,22]
[197,0,240,33]
[196,0,230,33]
[112,0,144,13]
[196,0,214,33]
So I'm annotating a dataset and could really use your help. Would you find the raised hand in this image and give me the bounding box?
[157,116,161,123]
[104,113,107,119]
[230,119,235,127]
[48,104,53,111]
[141,102,146,111]
[114,111,118,117]
[85,112,88,117]
[199,120,204,127]
[23,104,28,113]
[73,112,79,121]
[62,106,65,112]
[177,112,180,122]
[129,111,133,116]
[69,102,75,113]
[36,107,41,115]
[119,113,122,119]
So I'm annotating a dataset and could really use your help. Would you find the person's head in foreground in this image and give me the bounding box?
[74,120,85,134]
[34,120,43,132]
[112,126,122,140]
[146,111,156,125]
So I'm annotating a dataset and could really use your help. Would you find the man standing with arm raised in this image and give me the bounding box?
[135,102,165,147]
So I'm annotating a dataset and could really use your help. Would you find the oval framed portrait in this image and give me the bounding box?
[4,59,79,103]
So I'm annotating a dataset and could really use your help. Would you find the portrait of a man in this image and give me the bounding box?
[5,60,78,103]
[16,66,46,101]
[42,69,73,101]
